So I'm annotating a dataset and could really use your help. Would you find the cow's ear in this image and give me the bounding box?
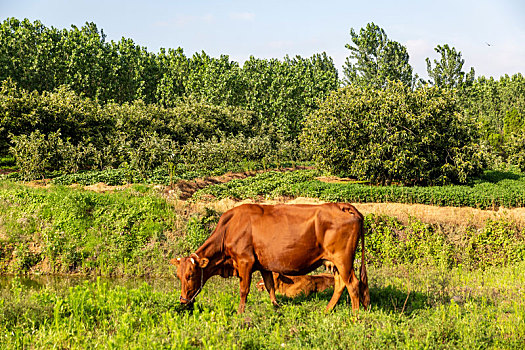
[198,258,209,268]
[170,257,182,267]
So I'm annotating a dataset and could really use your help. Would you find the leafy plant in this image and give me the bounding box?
[180,207,221,253]
[301,81,483,185]
[196,169,525,209]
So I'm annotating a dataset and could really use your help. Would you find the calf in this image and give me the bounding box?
[256,272,334,298]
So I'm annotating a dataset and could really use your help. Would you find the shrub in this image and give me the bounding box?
[9,130,99,179]
[181,134,274,171]
[127,132,176,177]
[464,219,525,268]
[8,130,58,180]
[364,215,525,269]
[301,81,483,185]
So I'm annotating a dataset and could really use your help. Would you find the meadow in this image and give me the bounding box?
[1,263,524,349]
[1,172,525,348]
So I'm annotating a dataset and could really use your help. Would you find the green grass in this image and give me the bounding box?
[195,169,525,209]
[1,160,309,186]
[1,176,525,348]
[0,181,181,276]
[1,179,525,276]
[0,175,524,348]
[1,263,524,349]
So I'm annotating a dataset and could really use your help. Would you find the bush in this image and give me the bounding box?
[301,81,483,185]
[127,132,176,176]
[9,130,99,180]
[1,82,263,175]
[364,215,525,269]
[8,130,59,180]
[181,134,274,171]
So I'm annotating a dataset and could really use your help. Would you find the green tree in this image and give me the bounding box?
[461,74,525,168]
[343,23,414,87]
[184,51,245,107]
[155,47,189,107]
[426,44,475,88]
[301,81,483,185]
[241,53,338,140]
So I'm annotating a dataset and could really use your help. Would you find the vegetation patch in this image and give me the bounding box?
[1,181,525,277]
[196,169,525,209]
[1,263,524,349]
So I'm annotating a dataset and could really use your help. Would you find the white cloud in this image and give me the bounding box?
[405,39,433,58]
[229,12,255,21]
[267,40,295,50]
[156,14,214,28]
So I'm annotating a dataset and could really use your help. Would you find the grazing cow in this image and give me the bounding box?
[172,203,369,313]
[256,272,334,298]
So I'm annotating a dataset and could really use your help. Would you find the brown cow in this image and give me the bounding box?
[256,272,334,298]
[172,203,369,313]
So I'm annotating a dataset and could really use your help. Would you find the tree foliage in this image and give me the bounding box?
[425,44,475,88]
[0,18,338,142]
[460,74,525,170]
[343,23,414,87]
[0,81,260,178]
[301,81,483,185]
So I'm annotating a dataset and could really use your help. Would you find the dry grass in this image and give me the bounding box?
[198,197,525,229]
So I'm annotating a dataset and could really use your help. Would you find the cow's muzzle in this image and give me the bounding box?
[179,266,204,305]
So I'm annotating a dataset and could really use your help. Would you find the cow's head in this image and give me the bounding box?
[171,253,209,305]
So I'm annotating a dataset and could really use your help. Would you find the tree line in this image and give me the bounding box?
[1,18,524,184]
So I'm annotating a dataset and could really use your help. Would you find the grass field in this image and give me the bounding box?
[1,263,524,349]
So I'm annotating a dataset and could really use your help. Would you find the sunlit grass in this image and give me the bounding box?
[1,263,524,349]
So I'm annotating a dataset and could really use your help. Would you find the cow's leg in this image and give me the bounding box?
[327,254,361,312]
[333,262,360,312]
[342,269,361,311]
[260,270,279,307]
[237,261,254,314]
[325,271,346,312]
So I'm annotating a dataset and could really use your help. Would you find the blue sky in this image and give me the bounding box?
[2,0,524,79]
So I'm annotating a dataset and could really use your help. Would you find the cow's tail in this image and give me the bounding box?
[360,222,367,286]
